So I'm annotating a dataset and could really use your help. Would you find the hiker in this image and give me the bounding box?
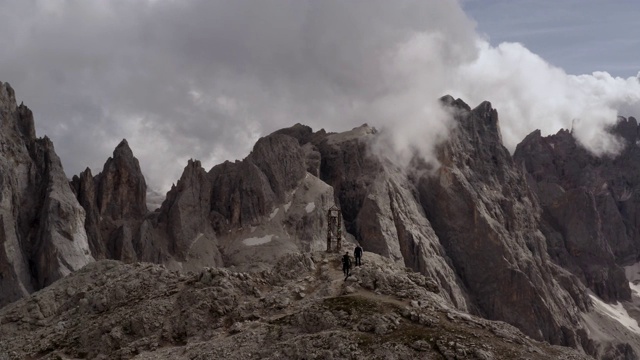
[342,251,352,278]
[354,244,363,266]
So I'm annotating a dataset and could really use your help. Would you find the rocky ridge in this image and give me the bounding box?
[514,118,640,303]
[0,249,591,360]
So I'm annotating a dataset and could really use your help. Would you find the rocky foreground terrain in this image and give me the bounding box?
[0,248,591,360]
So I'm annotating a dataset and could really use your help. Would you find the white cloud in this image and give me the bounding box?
[0,0,638,192]
[452,41,640,155]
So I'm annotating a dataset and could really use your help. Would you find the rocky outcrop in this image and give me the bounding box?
[68,128,333,272]
[416,96,589,346]
[273,123,325,176]
[209,133,307,231]
[0,81,93,307]
[206,132,335,270]
[137,159,222,268]
[0,250,592,360]
[514,122,638,302]
[355,165,470,310]
[276,115,589,347]
[314,125,382,237]
[70,139,147,262]
[275,124,468,309]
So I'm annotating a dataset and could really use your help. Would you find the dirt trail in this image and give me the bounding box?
[320,252,411,309]
[264,251,410,324]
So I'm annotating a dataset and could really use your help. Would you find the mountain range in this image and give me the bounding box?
[2,80,640,359]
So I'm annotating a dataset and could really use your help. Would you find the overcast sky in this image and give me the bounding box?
[0,0,638,192]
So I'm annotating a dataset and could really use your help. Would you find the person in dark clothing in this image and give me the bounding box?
[342,252,351,278]
[354,244,363,266]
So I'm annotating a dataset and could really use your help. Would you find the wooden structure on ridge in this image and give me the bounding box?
[326,205,342,252]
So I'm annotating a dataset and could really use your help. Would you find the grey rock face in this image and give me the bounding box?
[417,96,588,346]
[355,166,470,310]
[313,125,382,237]
[279,118,589,347]
[70,150,223,269]
[69,128,331,272]
[206,131,334,270]
[276,124,468,309]
[209,133,307,232]
[70,139,147,262]
[142,159,223,267]
[0,81,93,307]
[514,124,636,302]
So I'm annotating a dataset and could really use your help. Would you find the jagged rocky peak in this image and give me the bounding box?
[208,131,308,230]
[167,158,205,189]
[69,139,148,262]
[417,98,589,346]
[159,158,211,225]
[611,115,639,145]
[98,138,147,219]
[1,81,93,307]
[0,82,36,144]
[324,123,377,147]
[273,123,327,176]
[250,133,307,200]
[147,157,222,264]
[114,138,133,155]
[514,128,578,186]
[435,97,510,181]
[272,123,315,144]
[0,81,17,113]
[439,94,471,111]
[514,121,640,302]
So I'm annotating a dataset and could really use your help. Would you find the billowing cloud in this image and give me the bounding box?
[0,0,638,191]
[452,42,640,155]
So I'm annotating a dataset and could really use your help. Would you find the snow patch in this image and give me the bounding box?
[188,233,204,251]
[284,201,292,212]
[305,202,316,213]
[242,235,274,246]
[589,295,640,334]
[269,208,279,220]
